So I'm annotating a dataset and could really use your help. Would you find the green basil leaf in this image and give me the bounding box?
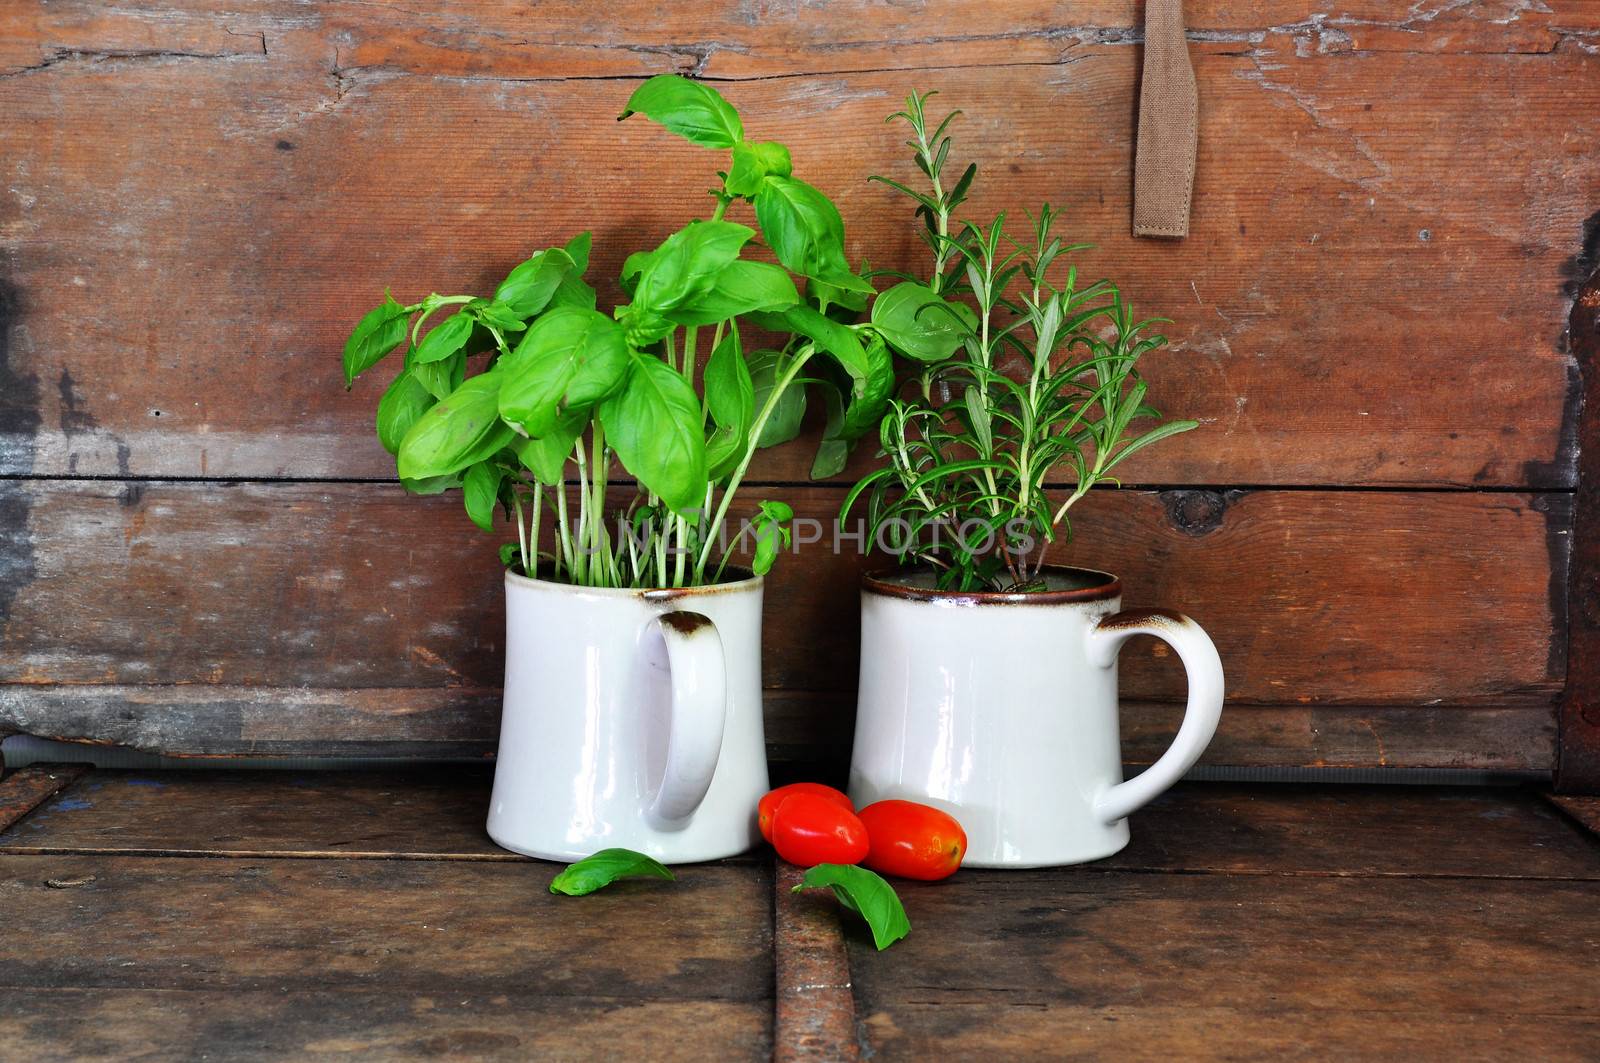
[633,220,755,313]
[551,272,598,311]
[599,353,708,515]
[564,231,593,274]
[412,311,476,365]
[811,263,874,317]
[343,293,410,387]
[870,281,975,362]
[809,335,889,479]
[376,367,436,456]
[411,349,465,402]
[396,369,515,480]
[620,251,649,298]
[549,847,676,896]
[400,473,461,495]
[842,333,894,440]
[753,177,872,292]
[494,247,577,317]
[751,499,794,576]
[704,327,755,480]
[463,461,505,533]
[618,74,742,149]
[512,408,586,486]
[619,306,675,348]
[749,349,806,448]
[474,301,527,333]
[751,304,868,383]
[499,307,629,437]
[792,864,910,951]
[811,383,850,480]
[725,140,793,197]
[667,260,799,327]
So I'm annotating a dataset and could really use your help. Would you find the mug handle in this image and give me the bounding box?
[648,610,728,825]
[1085,609,1224,824]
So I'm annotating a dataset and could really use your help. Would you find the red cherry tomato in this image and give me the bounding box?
[857,800,967,881]
[770,792,870,867]
[758,782,853,842]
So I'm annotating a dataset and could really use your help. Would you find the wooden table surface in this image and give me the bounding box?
[1,766,1596,1061]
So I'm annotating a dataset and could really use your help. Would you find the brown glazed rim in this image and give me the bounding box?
[862,565,1122,605]
[505,564,761,600]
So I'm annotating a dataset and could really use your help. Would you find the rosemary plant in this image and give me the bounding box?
[844,91,1199,592]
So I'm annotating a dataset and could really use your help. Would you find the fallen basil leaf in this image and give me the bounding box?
[792,863,911,950]
[550,848,675,896]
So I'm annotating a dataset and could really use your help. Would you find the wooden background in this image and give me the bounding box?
[2,1,1597,774]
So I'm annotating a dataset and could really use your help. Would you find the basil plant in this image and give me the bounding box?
[342,75,891,588]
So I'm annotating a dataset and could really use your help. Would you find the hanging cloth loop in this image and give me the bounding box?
[1133,0,1199,238]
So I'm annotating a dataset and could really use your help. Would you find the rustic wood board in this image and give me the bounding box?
[0,768,512,859]
[846,873,1600,1055]
[840,778,1600,1060]
[0,763,89,832]
[770,697,1558,775]
[1547,794,1600,837]
[1108,784,1600,879]
[774,862,858,1063]
[3,769,1598,1059]
[0,481,1566,765]
[857,1003,1600,1062]
[0,992,769,1063]
[0,764,775,1059]
[0,852,772,996]
[0,5,1594,485]
[0,0,1592,774]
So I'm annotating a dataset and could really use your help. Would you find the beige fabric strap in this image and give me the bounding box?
[1133,0,1198,238]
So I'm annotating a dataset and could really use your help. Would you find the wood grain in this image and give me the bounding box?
[0,481,1564,702]
[848,874,1600,1052]
[768,696,1559,775]
[0,4,1593,485]
[774,862,859,1063]
[0,991,770,1063]
[1556,208,1600,790]
[857,1003,1600,1062]
[0,480,1565,766]
[0,763,89,832]
[0,852,773,997]
[1108,783,1600,879]
[0,768,512,860]
[1548,794,1600,838]
[846,779,1600,1059]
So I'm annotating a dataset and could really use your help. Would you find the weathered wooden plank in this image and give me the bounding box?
[857,1003,1600,1062]
[0,688,1554,771]
[0,763,89,832]
[769,696,1558,775]
[1548,794,1600,838]
[846,873,1600,1052]
[0,11,1592,485]
[1110,783,1600,879]
[774,862,858,1063]
[0,853,773,997]
[0,768,514,859]
[0,482,1565,705]
[13,2,1597,83]
[0,991,770,1063]
[1556,211,1600,790]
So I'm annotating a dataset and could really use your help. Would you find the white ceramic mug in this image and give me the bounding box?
[487,569,769,863]
[848,567,1224,867]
